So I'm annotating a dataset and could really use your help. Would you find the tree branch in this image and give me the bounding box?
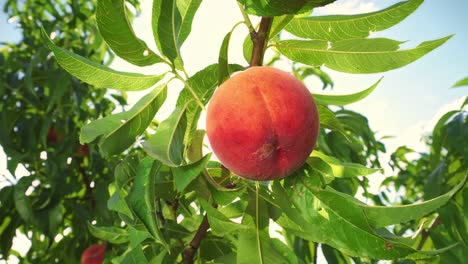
[182,214,210,264]
[250,17,273,67]
[417,216,441,250]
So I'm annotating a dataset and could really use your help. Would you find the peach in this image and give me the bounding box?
[206,66,319,181]
[81,244,105,264]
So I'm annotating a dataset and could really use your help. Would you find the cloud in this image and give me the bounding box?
[314,0,379,15]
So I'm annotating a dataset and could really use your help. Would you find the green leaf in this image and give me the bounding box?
[186,129,205,162]
[294,66,334,89]
[277,36,452,74]
[430,110,458,167]
[238,0,335,16]
[87,223,129,244]
[236,185,292,264]
[310,151,380,178]
[114,156,139,189]
[13,177,36,226]
[199,199,251,237]
[108,188,134,220]
[178,63,245,106]
[128,158,168,248]
[452,76,468,88]
[41,28,165,91]
[237,208,290,264]
[80,84,167,157]
[96,0,164,66]
[285,0,423,41]
[424,161,446,200]
[172,154,211,192]
[280,169,450,258]
[363,172,468,227]
[129,226,151,248]
[277,174,417,259]
[152,0,202,64]
[112,247,148,264]
[237,230,293,264]
[219,25,239,85]
[307,157,335,184]
[177,64,244,149]
[313,78,382,106]
[317,105,347,136]
[143,102,191,166]
[0,215,19,257]
[443,112,468,159]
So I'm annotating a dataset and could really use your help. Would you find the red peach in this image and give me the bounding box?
[81,244,105,264]
[206,66,319,181]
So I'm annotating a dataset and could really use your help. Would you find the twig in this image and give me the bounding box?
[182,179,236,263]
[182,214,210,264]
[237,2,255,34]
[174,71,206,110]
[417,216,440,250]
[250,17,273,67]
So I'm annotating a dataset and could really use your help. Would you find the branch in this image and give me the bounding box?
[250,17,273,67]
[182,214,210,264]
[417,216,441,250]
[182,177,232,263]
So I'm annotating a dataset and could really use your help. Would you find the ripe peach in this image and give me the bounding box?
[206,66,319,180]
[81,244,105,264]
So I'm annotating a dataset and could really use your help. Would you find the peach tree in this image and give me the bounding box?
[38,0,466,262]
[0,0,140,262]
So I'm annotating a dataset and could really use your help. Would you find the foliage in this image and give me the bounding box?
[0,0,466,263]
[379,99,467,262]
[0,0,139,262]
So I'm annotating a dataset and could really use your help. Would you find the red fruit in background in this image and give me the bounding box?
[77,144,90,157]
[46,126,59,144]
[206,66,319,181]
[81,244,105,264]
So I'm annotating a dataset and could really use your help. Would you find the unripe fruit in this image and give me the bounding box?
[81,244,105,264]
[206,66,319,181]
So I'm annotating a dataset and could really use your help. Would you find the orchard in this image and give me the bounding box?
[0,0,467,263]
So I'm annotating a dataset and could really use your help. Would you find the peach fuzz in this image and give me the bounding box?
[206,66,319,181]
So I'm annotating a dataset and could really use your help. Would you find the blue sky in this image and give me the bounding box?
[311,0,468,153]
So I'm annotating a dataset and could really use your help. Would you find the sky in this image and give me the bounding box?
[0,0,467,262]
